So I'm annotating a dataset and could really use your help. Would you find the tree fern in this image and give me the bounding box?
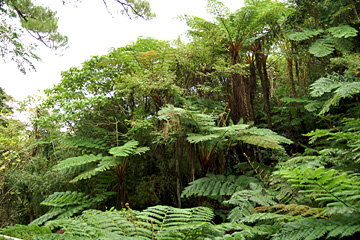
[157,104,292,150]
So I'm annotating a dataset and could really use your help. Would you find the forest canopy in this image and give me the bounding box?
[1,0,360,239]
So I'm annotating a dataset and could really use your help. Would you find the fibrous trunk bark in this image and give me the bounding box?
[228,43,255,124]
[255,44,272,129]
[175,138,183,208]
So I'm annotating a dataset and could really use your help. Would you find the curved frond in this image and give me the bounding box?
[181,174,260,199]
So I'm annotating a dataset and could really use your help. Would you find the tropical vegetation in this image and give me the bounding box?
[1,0,360,239]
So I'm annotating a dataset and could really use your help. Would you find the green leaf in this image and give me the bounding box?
[309,39,335,57]
[328,25,358,38]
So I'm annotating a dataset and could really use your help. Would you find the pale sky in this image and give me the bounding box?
[0,0,243,102]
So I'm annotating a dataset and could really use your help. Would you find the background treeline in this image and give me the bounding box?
[1,0,360,239]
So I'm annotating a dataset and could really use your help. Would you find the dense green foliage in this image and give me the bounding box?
[1,0,360,239]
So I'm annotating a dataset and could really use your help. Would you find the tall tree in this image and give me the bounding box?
[183,0,290,124]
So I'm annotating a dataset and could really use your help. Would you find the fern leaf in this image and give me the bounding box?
[279,167,360,209]
[237,127,292,149]
[64,136,108,150]
[237,134,283,149]
[109,140,139,157]
[31,208,65,225]
[309,75,341,97]
[280,97,314,103]
[181,174,260,199]
[0,224,52,239]
[333,37,354,52]
[309,38,335,57]
[187,133,221,144]
[53,154,103,172]
[287,28,324,41]
[328,24,358,38]
[226,184,277,207]
[41,191,89,207]
[240,212,295,224]
[139,205,214,229]
[70,157,120,183]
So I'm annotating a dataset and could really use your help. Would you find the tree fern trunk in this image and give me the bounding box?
[286,56,307,133]
[230,73,255,124]
[187,142,195,183]
[229,43,255,124]
[255,46,272,129]
[175,139,182,208]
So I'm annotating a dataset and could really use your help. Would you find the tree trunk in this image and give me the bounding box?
[230,73,254,124]
[229,43,255,124]
[187,143,195,183]
[286,57,306,132]
[255,45,272,129]
[175,138,182,208]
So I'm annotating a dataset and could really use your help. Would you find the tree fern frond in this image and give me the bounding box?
[309,75,343,98]
[309,38,335,57]
[217,222,277,239]
[31,208,65,225]
[225,183,277,207]
[187,133,222,144]
[139,205,215,229]
[240,212,296,224]
[279,167,360,209]
[132,146,150,155]
[319,81,360,115]
[64,135,108,150]
[33,191,115,225]
[161,222,224,239]
[52,154,103,173]
[328,24,358,38]
[227,202,254,223]
[236,127,293,149]
[273,216,360,240]
[109,140,141,157]
[70,157,119,183]
[206,0,230,17]
[225,183,279,223]
[40,191,89,208]
[287,28,324,41]
[32,233,84,239]
[181,174,260,199]
[308,73,360,115]
[333,37,354,52]
[0,224,52,239]
[236,134,283,149]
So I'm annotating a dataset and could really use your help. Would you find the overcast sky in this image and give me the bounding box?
[0,0,243,102]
